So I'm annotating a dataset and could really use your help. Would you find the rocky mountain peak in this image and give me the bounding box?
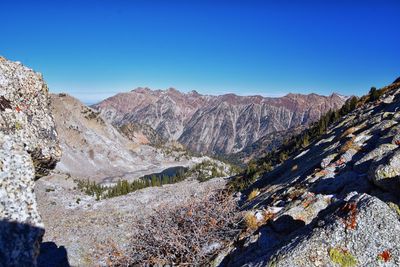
[167,87,179,93]
[188,89,200,96]
[131,86,152,93]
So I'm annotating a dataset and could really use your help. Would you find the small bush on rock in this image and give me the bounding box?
[340,137,360,154]
[244,212,259,230]
[248,188,260,201]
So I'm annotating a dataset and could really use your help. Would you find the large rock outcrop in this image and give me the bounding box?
[94,88,346,155]
[222,81,400,266]
[0,56,61,266]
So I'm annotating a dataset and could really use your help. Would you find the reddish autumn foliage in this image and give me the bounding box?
[378,250,391,262]
[340,202,358,230]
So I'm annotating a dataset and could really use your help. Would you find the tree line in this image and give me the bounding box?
[77,168,188,200]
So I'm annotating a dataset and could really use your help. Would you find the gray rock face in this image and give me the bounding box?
[0,57,61,177]
[0,56,61,266]
[353,144,398,173]
[0,133,45,266]
[369,149,400,194]
[267,194,400,267]
[94,88,346,155]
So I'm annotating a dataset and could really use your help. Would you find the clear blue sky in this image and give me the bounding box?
[1,0,399,104]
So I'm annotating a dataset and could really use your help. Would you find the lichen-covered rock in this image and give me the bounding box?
[264,194,400,267]
[340,148,358,163]
[0,56,61,177]
[282,193,330,224]
[0,56,61,266]
[392,133,400,145]
[321,154,336,169]
[353,144,398,173]
[369,119,397,134]
[369,149,400,194]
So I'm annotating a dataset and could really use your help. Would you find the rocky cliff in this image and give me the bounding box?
[94,88,346,155]
[0,56,61,266]
[50,93,207,184]
[222,81,400,266]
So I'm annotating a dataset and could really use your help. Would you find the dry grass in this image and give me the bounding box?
[101,191,241,266]
[358,82,400,106]
[341,127,357,138]
[287,187,305,201]
[248,188,260,201]
[244,212,259,230]
[340,137,360,153]
[244,209,275,231]
[262,210,275,223]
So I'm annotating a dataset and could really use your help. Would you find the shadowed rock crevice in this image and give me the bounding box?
[37,242,70,267]
[0,220,44,267]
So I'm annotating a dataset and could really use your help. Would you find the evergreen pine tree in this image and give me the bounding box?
[369,87,379,101]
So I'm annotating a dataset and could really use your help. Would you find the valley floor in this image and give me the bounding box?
[35,173,226,266]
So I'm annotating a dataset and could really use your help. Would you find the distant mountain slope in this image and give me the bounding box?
[231,125,306,164]
[221,80,400,266]
[94,88,346,155]
[50,93,205,183]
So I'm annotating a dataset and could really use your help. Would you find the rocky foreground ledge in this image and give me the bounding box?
[0,57,61,266]
[222,81,400,266]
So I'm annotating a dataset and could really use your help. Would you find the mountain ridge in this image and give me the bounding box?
[94,87,346,156]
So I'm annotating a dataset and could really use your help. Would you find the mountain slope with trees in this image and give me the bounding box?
[221,80,400,266]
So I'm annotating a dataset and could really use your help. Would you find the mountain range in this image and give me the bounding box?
[94,87,346,156]
[3,55,399,266]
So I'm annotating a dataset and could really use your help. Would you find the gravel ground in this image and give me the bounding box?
[36,173,226,266]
